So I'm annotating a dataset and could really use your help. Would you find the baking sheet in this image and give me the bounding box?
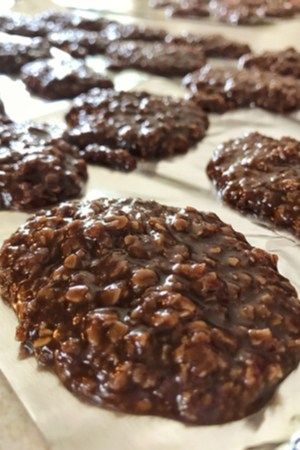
[0,2,300,450]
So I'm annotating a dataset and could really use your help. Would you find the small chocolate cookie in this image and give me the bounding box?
[106,40,206,77]
[210,0,298,25]
[0,13,52,37]
[166,0,210,17]
[263,0,300,16]
[36,10,112,32]
[1,198,299,424]
[79,144,137,172]
[48,29,109,58]
[209,0,267,24]
[183,64,300,113]
[0,120,87,211]
[239,48,300,79]
[21,58,114,100]
[0,34,51,75]
[166,32,251,59]
[65,89,208,159]
[100,21,167,42]
[207,132,300,237]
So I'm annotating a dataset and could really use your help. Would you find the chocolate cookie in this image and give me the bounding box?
[100,21,167,42]
[1,198,299,424]
[166,32,251,59]
[48,29,109,58]
[239,48,300,79]
[166,0,210,17]
[0,13,52,37]
[0,34,51,75]
[78,145,137,172]
[207,132,300,237]
[210,0,298,25]
[183,64,300,113]
[106,40,206,77]
[0,120,87,211]
[65,89,208,159]
[35,10,112,32]
[21,58,114,100]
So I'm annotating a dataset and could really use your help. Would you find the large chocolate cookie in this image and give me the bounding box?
[0,34,51,75]
[0,119,87,211]
[166,32,251,59]
[65,89,208,159]
[48,29,109,58]
[239,48,300,79]
[106,40,206,77]
[183,64,300,113]
[207,132,300,237]
[21,58,114,100]
[0,198,299,424]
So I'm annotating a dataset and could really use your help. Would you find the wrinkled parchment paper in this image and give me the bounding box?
[0,2,299,449]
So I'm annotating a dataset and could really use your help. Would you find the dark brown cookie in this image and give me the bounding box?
[79,145,137,172]
[263,0,300,16]
[210,0,298,25]
[207,132,300,237]
[0,120,87,211]
[166,0,210,17]
[35,10,112,32]
[21,58,114,100]
[1,198,299,424]
[106,40,206,77]
[48,29,109,58]
[166,32,251,59]
[239,48,300,79]
[100,21,167,42]
[65,89,208,159]
[0,13,52,37]
[0,34,51,75]
[183,64,300,113]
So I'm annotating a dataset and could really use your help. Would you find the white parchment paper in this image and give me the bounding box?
[0,2,299,449]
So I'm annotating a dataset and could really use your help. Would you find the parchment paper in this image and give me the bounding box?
[0,2,299,449]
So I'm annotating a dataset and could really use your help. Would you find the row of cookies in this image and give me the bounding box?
[150,0,300,25]
[0,6,299,429]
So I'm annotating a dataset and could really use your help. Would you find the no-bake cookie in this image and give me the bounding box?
[239,48,300,79]
[166,32,251,59]
[100,21,167,42]
[0,13,52,37]
[183,64,300,113]
[78,145,137,172]
[35,10,112,32]
[207,132,300,237]
[0,198,299,424]
[0,120,87,211]
[48,29,109,58]
[65,89,208,159]
[106,40,206,77]
[209,0,299,25]
[0,34,51,75]
[166,0,210,17]
[21,58,114,100]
